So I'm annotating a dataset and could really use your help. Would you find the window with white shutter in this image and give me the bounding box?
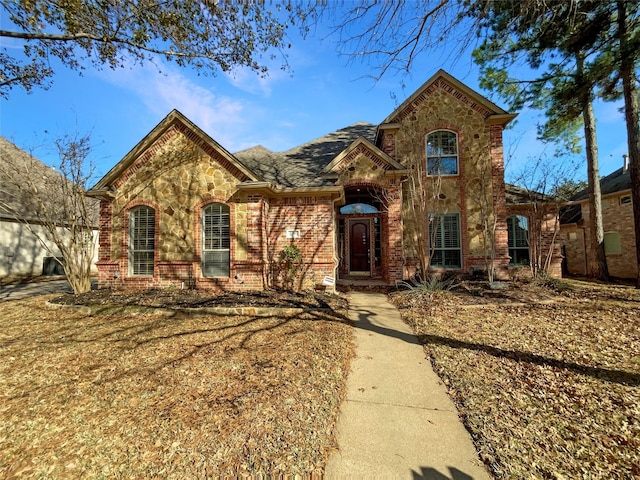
[202,203,230,277]
[129,206,155,276]
[429,213,462,268]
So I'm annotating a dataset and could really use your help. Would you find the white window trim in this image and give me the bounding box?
[202,203,231,278]
[129,206,155,277]
[428,212,462,269]
[426,130,459,176]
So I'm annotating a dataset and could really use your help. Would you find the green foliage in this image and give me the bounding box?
[0,1,316,97]
[278,244,303,291]
[550,179,588,201]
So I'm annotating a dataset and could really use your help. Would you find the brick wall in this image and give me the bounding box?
[561,191,637,279]
[267,196,336,289]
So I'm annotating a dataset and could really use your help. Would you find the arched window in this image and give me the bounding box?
[507,215,530,265]
[129,206,155,276]
[426,130,458,175]
[202,203,230,277]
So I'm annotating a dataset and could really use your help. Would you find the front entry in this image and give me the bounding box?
[349,219,370,274]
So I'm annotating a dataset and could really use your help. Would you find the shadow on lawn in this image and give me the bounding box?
[418,333,640,387]
[3,304,350,400]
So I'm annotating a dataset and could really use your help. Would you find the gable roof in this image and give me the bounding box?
[235,122,378,187]
[322,136,406,175]
[380,69,517,126]
[91,109,260,193]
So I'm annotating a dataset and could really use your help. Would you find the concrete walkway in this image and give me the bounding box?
[325,292,491,480]
[0,278,72,302]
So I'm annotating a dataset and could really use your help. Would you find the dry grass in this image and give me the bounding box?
[392,279,640,479]
[0,295,353,478]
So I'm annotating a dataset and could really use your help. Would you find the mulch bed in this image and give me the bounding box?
[50,288,347,310]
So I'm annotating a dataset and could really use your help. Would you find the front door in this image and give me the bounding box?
[350,220,370,274]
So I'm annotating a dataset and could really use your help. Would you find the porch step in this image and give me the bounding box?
[336,278,395,293]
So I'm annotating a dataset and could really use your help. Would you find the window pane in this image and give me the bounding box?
[202,251,230,277]
[429,213,461,269]
[507,215,530,264]
[202,203,230,278]
[130,206,155,276]
[426,131,458,175]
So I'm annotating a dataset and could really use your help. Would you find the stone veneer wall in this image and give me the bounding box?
[388,86,507,274]
[562,191,637,279]
[98,128,257,290]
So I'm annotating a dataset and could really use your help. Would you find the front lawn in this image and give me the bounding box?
[0,294,353,478]
[392,279,640,479]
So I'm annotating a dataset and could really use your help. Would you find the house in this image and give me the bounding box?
[89,70,561,291]
[0,137,98,279]
[561,156,637,280]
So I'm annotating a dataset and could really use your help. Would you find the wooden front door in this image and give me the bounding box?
[350,220,370,274]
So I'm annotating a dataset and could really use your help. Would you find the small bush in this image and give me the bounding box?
[532,272,573,292]
[278,245,303,291]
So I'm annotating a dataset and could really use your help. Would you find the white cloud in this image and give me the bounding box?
[224,64,290,97]
[98,62,255,151]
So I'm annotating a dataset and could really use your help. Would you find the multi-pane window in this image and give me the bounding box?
[429,213,462,268]
[426,130,459,175]
[202,203,230,278]
[129,206,155,276]
[507,215,530,265]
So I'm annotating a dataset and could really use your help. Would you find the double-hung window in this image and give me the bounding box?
[426,130,458,175]
[129,206,155,276]
[202,203,230,277]
[507,215,530,265]
[429,213,461,268]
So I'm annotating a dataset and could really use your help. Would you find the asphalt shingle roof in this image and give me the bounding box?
[573,166,632,201]
[234,122,378,187]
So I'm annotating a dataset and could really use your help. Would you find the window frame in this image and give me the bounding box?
[129,205,155,277]
[428,212,462,269]
[426,130,459,176]
[507,214,530,266]
[201,202,231,278]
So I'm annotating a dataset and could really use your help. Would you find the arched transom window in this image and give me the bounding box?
[202,203,230,277]
[426,130,459,176]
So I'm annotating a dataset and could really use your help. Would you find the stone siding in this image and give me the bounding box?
[388,86,507,274]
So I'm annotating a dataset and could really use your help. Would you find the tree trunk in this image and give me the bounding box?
[617,0,640,288]
[578,54,609,280]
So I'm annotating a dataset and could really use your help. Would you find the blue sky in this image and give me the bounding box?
[1,13,630,186]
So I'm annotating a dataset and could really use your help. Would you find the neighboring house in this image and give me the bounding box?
[89,69,560,291]
[0,136,99,279]
[505,184,562,278]
[561,156,637,280]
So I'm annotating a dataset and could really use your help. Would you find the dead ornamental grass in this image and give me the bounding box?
[0,296,354,478]
[392,280,640,479]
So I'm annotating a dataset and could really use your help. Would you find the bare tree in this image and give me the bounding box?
[508,154,580,278]
[0,133,99,293]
